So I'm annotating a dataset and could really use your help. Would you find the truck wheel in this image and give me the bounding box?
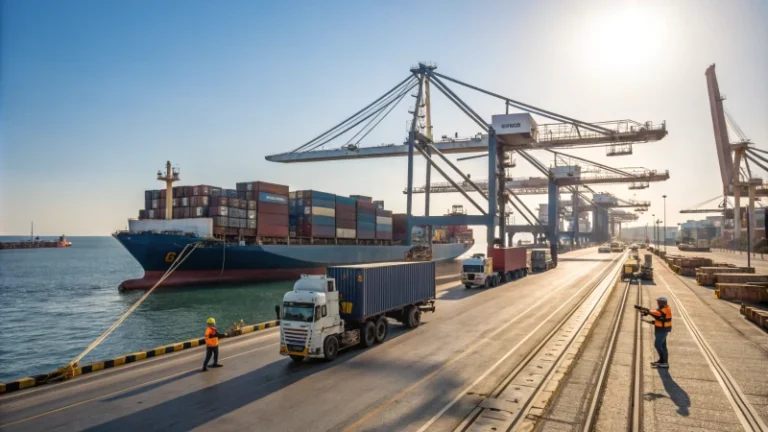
[323,336,339,361]
[374,316,388,343]
[464,284,472,289]
[484,278,490,289]
[405,306,422,328]
[361,320,376,348]
[290,355,304,363]
[506,272,513,282]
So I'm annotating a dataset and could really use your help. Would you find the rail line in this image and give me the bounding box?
[448,254,625,432]
[580,277,642,432]
[657,272,768,432]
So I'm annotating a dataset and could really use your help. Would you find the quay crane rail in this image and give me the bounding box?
[265,63,668,262]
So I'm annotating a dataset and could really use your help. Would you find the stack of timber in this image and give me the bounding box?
[667,256,714,276]
[696,266,755,286]
[740,304,768,330]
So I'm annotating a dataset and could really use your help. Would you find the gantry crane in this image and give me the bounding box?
[266,63,669,264]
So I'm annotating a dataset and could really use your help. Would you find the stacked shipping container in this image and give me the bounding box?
[376,208,393,240]
[335,196,357,239]
[291,191,336,239]
[357,200,376,240]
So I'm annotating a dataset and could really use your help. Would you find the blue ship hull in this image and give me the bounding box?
[114,232,471,290]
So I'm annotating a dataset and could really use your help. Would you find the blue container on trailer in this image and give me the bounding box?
[327,261,436,322]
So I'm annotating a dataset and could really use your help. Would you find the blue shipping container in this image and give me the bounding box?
[311,215,336,226]
[335,196,357,206]
[376,224,393,232]
[357,213,376,223]
[259,191,289,205]
[311,199,335,209]
[310,191,336,201]
[327,261,436,322]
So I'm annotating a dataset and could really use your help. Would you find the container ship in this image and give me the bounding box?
[115,180,473,290]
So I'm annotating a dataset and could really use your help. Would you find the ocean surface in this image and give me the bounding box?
[0,236,471,382]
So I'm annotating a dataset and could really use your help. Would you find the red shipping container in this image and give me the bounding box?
[376,231,393,240]
[213,197,228,207]
[190,196,209,207]
[192,185,211,196]
[183,186,194,197]
[258,221,289,237]
[258,202,289,215]
[335,203,356,213]
[336,209,357,221]
[487,247,527,273]
[158,199,166,209]
[225,227,238,236]
[173,187,182,198]
[255,181,289,196]
[160,189,167,199]
[258,213,288,226]
[240,228,256,237]
[336,219,356,229]
[209,206,228,216]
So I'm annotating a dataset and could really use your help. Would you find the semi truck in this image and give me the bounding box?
[461,247,528,289]
[530,248,555,272]
[278,261,436,362]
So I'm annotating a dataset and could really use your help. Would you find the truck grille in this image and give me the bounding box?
[283,327,308,346]
[467,274,475,280]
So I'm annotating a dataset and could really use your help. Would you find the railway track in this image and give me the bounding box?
[449,255,625,431]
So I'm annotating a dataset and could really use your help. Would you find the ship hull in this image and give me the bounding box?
[115,233,471,290]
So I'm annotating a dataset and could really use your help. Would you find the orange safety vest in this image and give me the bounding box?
[649,305,672,331]
[205,327,219,347]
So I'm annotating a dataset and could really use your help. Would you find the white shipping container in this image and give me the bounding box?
[376,216,392,225]
[151,199,159,209]
[247,210,257,220]
[128,218,213,237]
[312,207,336,217]
[336,228,356,239]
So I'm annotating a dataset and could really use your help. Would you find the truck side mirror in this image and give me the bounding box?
[322,305,327,317]
[274,305,281,321]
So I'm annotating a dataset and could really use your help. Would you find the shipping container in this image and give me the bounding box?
[327,261,436,322]
[210,187,222,197]
[151,199,159,209]
[336,228,356,239]
[229,198,240,209]
[191,185,211,196]
[259,191,288,205]
[213,216,229,227]
[487,247,528,274]
[258,219,289,237]
[308,198,335,209]
[191,206,208,218]
[171,198,179,207]
[181,197,189,207]
[357,213,376,223]
[138,209,147,219]
[258,202,289,215]
[238,199,247,210]
[145,190,154,201]
[247,200,257,210]
[301,224,335,239]
[375,208,392,217]
[213,197,228,207]
[336,218,356,229]
[224,189,238,198]
[238,191,247,200]
[372,200,384,209]
[209,206,228,216]
[240,228,256,237]
[335,196,357,206]
[311,215,336,226]
[151,190,161,200]
[310,206,336,217]
[160,189,166,199]
[247,210,257,220]
[349,195,372,203]
[190,196,209,207]
[181,207,190,218]
[247,219,257,229]
[376,216,393,225]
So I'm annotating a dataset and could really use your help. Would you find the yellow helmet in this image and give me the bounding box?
[206,317,216,325]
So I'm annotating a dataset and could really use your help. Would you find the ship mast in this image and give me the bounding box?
[31,221,33,240]
[157,161,180,220]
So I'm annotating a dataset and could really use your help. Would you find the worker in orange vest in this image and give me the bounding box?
[203,317,226,372]
[638,296,672,368]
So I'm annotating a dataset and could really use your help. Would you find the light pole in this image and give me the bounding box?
[652,214,656,249]
[663,195,667,254]
[645,223,648,246]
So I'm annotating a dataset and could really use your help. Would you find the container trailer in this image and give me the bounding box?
[530,249,555,272]
[461,247,528,289]
[278,261,436,362]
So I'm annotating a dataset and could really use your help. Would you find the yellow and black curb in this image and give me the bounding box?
[0,320,279,395]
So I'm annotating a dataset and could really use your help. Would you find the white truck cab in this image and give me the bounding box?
[279,275,349,361]
[461,253,498,289]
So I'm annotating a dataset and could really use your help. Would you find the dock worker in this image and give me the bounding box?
[203,317,226,372]
[638,297,672,368]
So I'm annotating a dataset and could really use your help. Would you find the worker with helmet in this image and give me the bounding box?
[636,296,672,368]
[203,317,226,372]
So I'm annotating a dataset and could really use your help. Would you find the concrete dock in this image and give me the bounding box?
[1,247,767,432]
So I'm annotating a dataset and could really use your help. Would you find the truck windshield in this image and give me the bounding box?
[463,265,483,273]
[282,302,314,322]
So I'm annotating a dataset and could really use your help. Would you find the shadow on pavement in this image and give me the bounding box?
[438,283,493,300]
[657,368,690,416]
[83,325,414,432]
[101,370,199,402]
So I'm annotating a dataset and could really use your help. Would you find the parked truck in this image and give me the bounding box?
[278,261,436,362]
[530,248,555,272]
[462,247,528,288]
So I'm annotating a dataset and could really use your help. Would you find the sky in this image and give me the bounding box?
[1,0,767,237]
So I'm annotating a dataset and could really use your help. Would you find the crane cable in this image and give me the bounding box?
[57,242,201,380]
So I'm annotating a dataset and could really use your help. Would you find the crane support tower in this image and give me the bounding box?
[157,161,180,220]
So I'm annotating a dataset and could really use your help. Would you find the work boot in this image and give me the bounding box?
[211,363,223,368]
[202,367,208,372]
[650,360,661,366]
[656,363,669,368]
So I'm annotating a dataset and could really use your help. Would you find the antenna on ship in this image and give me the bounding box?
[157,161,180,220]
